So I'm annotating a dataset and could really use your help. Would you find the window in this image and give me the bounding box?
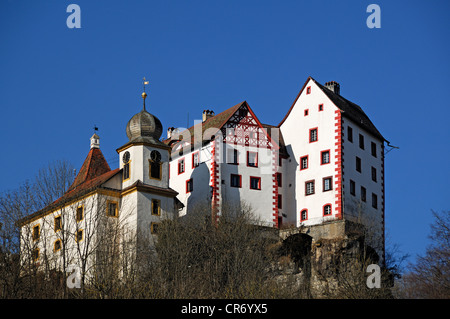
[76,229,83,242]
[361,186,367,202]
[372,193,378,209]
[359,134,365,150]
[309,128,318,143]
[178,158,185,174]
[150,222,159,234]
[321,150,330,165]
[371,142,377,157]
[186,179,193,193]
[356,156,361,173]
[76,206,84,222]
[323,204,332,216]
[304,109,309,116]
[347,126,353,143]
[300,156,308,170]
[151,199,161,216]
[276,173,282,188]
[305,180,315,195]
[350,180,356,196]
[192,152,199,168]
[32,225,40,241]
[278,155,282,167]
[123,162,130,180]
[306,86,311,94]
[300,209,308,221]
[318,104,324,111]
[371,166,377,182]
[278,194,282,209]
[230,174,241,188]
[32,248,39,262]
[107,201,118,217]
[54,239,62,252]
[323,176,333,192]
[227,148,239,165]
[54,216,62,232]
[247,151,258,167]
[250,176,261,190]
[150,160,162,180]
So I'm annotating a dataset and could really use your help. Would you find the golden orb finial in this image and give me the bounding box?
[142,77,149,110]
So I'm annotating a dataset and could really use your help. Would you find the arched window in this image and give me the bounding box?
[300,209,308,221]
[150,150,162,180]
[323,204,332,216]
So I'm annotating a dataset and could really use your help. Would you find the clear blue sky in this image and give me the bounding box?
[1,0,449,265]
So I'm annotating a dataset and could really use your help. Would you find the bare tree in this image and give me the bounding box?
[398,210,450,299]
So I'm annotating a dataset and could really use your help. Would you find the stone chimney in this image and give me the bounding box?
[202,110,215,122]
[325,81,340,95]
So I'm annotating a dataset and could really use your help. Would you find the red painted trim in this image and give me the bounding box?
[305,179,315,196]
[304,109,309,116]
[306,86,311,94]
[272,151,279,228]
[318,103,324,112]
[192,151,199,169]
[230,174,242,188]
[249,176,261,190]
[300,209,308,222]
[300,155,309,170]
[276,172,282,188]
[320,149,331,165]
[323,203,332,217]
[186,179,193,193]
[323,176,333,192]
[178,158,185,175]
[309,127,318,143]
[334,110,343,219]
[247,151,258,168]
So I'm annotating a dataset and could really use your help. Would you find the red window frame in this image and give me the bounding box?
[178,158,185,175]
[300,155,309,170]
[300,209,308,221]
[309,127,318,143]
[230,174,242,188]
[247,151,258,168]
[318,104,324,112]
[305,180,315,196]
[323,203,332,216]
[320,149,331,165]
[304,109,309,116]
[278,194,282,209]
[306,86,311,95]
[249,176,261,190]
[186,179,193,193]
[323,176,333,192]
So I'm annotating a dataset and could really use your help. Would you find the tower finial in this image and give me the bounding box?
[142,77,149,110]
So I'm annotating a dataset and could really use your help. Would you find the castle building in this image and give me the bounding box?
[18,76,386,269]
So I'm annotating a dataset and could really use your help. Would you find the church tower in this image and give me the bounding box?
[116,87,171,190]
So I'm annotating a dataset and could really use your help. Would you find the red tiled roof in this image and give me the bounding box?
[69,148,111,191]
[18,148,120,226]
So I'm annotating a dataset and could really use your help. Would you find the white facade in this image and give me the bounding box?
[19,76,386,269]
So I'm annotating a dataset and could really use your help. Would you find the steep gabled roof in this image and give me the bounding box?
[278,76,384,141]
[163,101,245,148]
[69,148,112,191]
[163,101,283,152]
[18,148,120,226]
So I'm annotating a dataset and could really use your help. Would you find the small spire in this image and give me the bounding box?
[142,77,149,110]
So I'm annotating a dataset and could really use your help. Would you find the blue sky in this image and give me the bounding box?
[1,0,449,265]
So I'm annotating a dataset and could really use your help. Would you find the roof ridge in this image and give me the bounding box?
[69,148,112,191]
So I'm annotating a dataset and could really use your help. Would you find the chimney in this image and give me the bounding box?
[325,81,340,95]
[167,127,175,139]
[202,109,215,122]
